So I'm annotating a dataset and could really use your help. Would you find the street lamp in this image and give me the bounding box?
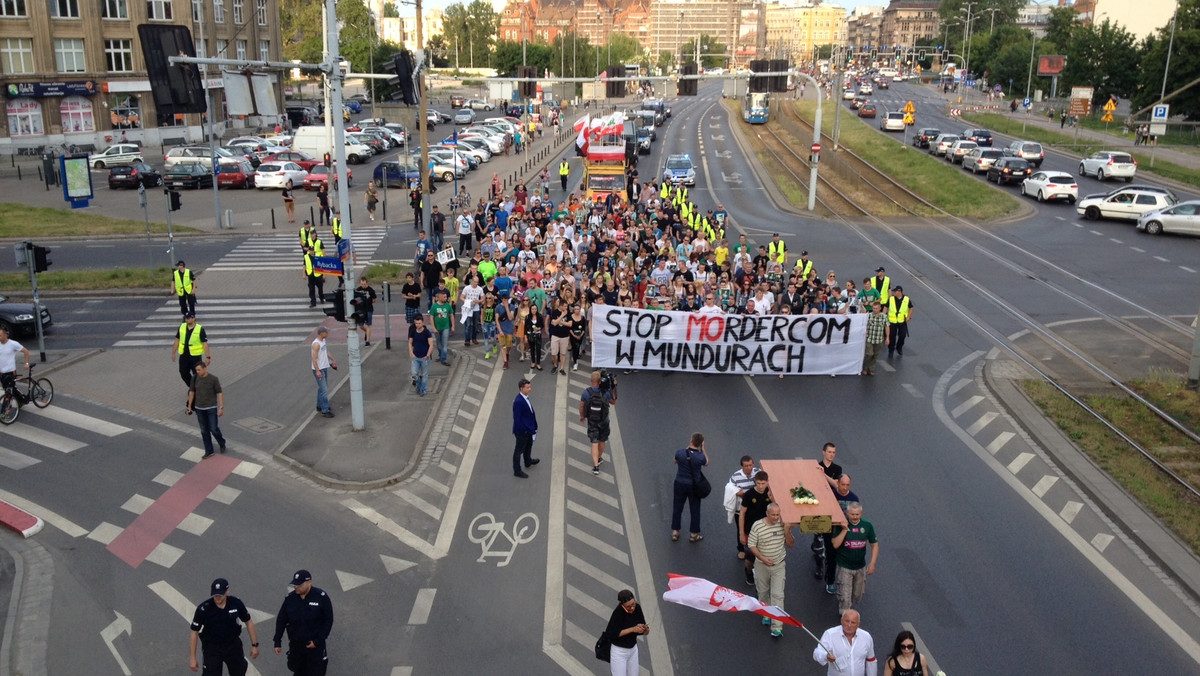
[959,2,979,94]
[982,7,1001,35]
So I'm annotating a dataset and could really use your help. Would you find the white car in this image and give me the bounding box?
[1076,188,1177,221]
[164,145,234,169]
[90,144,143,168]
[880,112,906,132]
[1136,200,1200,237]
[842,89,856,100]
[1021,171,1079,203]
[1078,151,1137,182]
[932,134,960,157]
[859,83,873,95]
[227,136,269,148]
[253,161,310,189]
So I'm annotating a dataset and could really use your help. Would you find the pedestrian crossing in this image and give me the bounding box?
[112,297,329,347]
[0,404,130,470]
[206,226,388,272]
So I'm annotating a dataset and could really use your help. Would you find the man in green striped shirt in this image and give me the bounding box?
[748,503,794,638]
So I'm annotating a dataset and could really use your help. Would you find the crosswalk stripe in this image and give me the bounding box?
[4,422,87,453]
[0,446,40,469]
[25,406,131,437]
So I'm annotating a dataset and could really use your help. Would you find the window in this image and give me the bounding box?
[147,0,172,20]
[255,0,264,25]
[216,39,227,57]
[110,94,142,128]
[49,0,79,18]
[195,39,206,59]
[54,38,85,73]
[7,99,44,136]
[1,38,34,74]
[102,0,126,18]
[235,39,246,60]
[0,0,27,17]
[258,39,269,61]
[191,0,199,21]
[60,96,95,133]
[213,0,223,22]
[232,0,241,23]
[104,39,134,72]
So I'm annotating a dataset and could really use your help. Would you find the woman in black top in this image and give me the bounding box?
[883,630,929,676]
[605,590,648,676]
[524,303,544,369]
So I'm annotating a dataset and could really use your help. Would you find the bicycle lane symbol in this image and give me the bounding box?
[468,512,540,567]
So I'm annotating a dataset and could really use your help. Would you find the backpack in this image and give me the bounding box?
[585,387,608,424]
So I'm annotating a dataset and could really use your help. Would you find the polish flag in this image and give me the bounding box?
[575,116,590,154]
[573,114,590,133]
[598,111,625,137]
[662,574,803,627]
[587,115,607,140]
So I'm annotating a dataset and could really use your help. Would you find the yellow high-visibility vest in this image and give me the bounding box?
[177,322,204,356]
[888,296,911,323]
[174,269,194,295]
[768,240,787,265]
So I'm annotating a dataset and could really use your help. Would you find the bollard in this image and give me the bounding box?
[309,205,315,224]
[382,281,392,349]
[16,166,20,181]
[37,166,42,182]
[271,208,276,229]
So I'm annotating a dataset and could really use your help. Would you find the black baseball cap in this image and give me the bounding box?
[290,570,312,586]
[875,267,885,272]
[183,311,196,319]
[176,260,186,267]
[211,578,229,596]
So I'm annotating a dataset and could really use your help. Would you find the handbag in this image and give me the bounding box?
[594,631,611,662]
[686,449,712,499]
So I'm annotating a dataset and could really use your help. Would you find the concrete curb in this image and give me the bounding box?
[982,358,1200,605]
[0,502,41,539]
[0,533,52,676]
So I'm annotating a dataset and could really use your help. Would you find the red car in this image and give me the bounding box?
[262,151,321,171]
[858,103,877,118]
[303,165,352,190]
[216,160,256,189]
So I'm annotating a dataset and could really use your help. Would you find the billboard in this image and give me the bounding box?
[1037,55,1066,76]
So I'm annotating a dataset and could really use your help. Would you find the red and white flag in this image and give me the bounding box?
[662,574,803,627]
[573,114,590,133]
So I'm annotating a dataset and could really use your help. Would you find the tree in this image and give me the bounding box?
[492,40,554,76]
[382,2,399,19]
[1133,0,1200,119]
[1062,19,1142,105]
[1042,5,1078,54]
[438,1,499,70]
[679,34,728,69]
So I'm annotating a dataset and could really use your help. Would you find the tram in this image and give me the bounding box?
[743,91,769,124]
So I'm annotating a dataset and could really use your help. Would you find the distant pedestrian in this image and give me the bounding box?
[1060,111,1067,128]
[282,180,296,223]
[172,312,210,388]
[669,432,709,542]
[511,378,540,477]
[813,610,876,675]
[408,315,434,396]
[409,185,422,229]
[186,361,226,457]
[273,570,333,676]
[861,301,889,376]
[311,326,335,418]
[352,276,376,346]
[886,286,912,358]
[604,589,649,676]
[832,502,879,615]
[189,577,259,675]
[173,260,197,316]
[883,630,929,676]
[430,289,454,365]
[490,172,501,198]
[1134,125,1143,146]
[317,184,330,226]
[364,180,379,222]
[430,205,446,250]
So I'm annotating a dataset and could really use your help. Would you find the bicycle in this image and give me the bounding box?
[0,364,54,425]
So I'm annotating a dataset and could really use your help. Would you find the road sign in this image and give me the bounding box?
[313,256,344,276]
[902,101,915,114]
[1101,111,1114,123]
[1102,98,1117,112]
[1152,104,1169,122]
[1023,97,1032,108]
[903,113,915,125]
[336,237,353,262]
[811,143,821,154]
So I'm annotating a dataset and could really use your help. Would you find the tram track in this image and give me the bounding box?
[751,98,1200,499]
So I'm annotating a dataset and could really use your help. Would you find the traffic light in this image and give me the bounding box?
[605,65,626,98]
[769,59,788,93]
[749,60,769,93]
[324,288,346,322]
[679,62,698,96]
[517,65,537,99]
[323,152,332,168]
[167,189,182,211]
[388,51,419,105]
[32,245,51,273]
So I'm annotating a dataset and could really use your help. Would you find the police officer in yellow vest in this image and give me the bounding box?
[299,220,316,252]
[659,181,669,200]
[304,245,325,308]
[171,312,210,387]
[794,250,814,280]
[768,233,787,266]
[559,159,570,191]
[886,286,913,357]
[330,211,343,244]
[869,266,890,300]
[173,260,197,316]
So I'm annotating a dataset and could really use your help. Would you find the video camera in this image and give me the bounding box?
[599,369,618,402]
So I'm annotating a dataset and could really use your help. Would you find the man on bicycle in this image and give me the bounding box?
[0,325,30,397]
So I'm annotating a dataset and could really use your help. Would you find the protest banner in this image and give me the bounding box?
[590,306,866,376]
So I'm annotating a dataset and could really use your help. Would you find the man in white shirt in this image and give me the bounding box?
[813,610,877,676]
[0,325,30,397]
[460,278,485,347]
[456,211,474,255]
[311,326,336,418]
[698,293,725,314]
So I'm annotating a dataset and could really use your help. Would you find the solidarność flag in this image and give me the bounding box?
[661,574,803,627]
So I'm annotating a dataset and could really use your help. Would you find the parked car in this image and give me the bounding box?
[165,163,215,189]
[1076,187,1177,221]
[457,132,504,154]
[987,157,1032,185]
[912,128,941,148]
[253,162,310,190]
[164,146,234,170]
[454,108,476,125]
[449,95,467,108]
[345,99,363,114]
[880,112,905,131]
[262,151,321,171]
[465,99,494,111]
[946,140,979,164]
[227,136,270,149]
[346,132,384,155]
[963,148,1005,174]
[960,128,993,146]
[383,123,409,142]
[107,162,161,189]
[373,160,424,188]
[931,134,960,156]
[427,109,453,123]
[1136,200,1200,237]
[223,145,262,168]
[303,165,352,190]
[1079,151,1137,182]
[1020,171,1078,203]
[357,117,388,127]
[1004,140,1045,167]
[216,159,256,189]
[90,143,143,169]
[0,294,52,337]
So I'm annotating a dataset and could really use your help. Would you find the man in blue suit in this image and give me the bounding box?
[512,378,540,478]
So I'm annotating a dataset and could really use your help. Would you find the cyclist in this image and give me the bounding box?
[0,325,31,399]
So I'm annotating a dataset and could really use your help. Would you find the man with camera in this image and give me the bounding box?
[579,370,617,476]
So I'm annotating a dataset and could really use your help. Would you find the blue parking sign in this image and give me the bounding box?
[1023,97,1031,108]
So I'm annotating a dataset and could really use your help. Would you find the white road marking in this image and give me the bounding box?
[335,570,374,592]
[1007,452,1034,474]
[986,431,1014,455]
[744,376,779,422]
[902,383,922,398]
[407,588,436,624]
[380,554,417,575]
[1092,533,1115,552]
[145,541,185,568]
[1109,238,1123,244]
[1060,500,1083,524]
[1154,255,1169,262]
[87,522,122,544]
[1180,266,1196,273]
[1031,475,1058,498]
[26,407,130,436]
[0,446,40,470]
[1131,247,1145,252]
[965,411,997,435]
[0,488,87,537]
[947,377,972,395]
[3,423,86,453]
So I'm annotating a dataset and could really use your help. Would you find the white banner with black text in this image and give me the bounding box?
[590,307,867,376]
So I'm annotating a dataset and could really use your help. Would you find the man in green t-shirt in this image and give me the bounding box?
[857,278,880,314]
[429,290,454,365]
[524,284,548,314]
[831,503,878,615]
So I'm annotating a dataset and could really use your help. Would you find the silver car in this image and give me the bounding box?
[164,146,234,169]
[1136,200,1200,237]
[931,134,960,157]
[1079,151,1137,182]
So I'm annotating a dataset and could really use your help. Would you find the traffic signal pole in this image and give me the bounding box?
[23,243,46,362]
[325,0,366,430]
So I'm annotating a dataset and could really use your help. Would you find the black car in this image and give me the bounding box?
[912,128,941,148]
[224,145,262,168]
[165,163,215,189]
[962,128,993,147]
[987,157,1031,185]
[0,294,52,337]
[107,162,162,189]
